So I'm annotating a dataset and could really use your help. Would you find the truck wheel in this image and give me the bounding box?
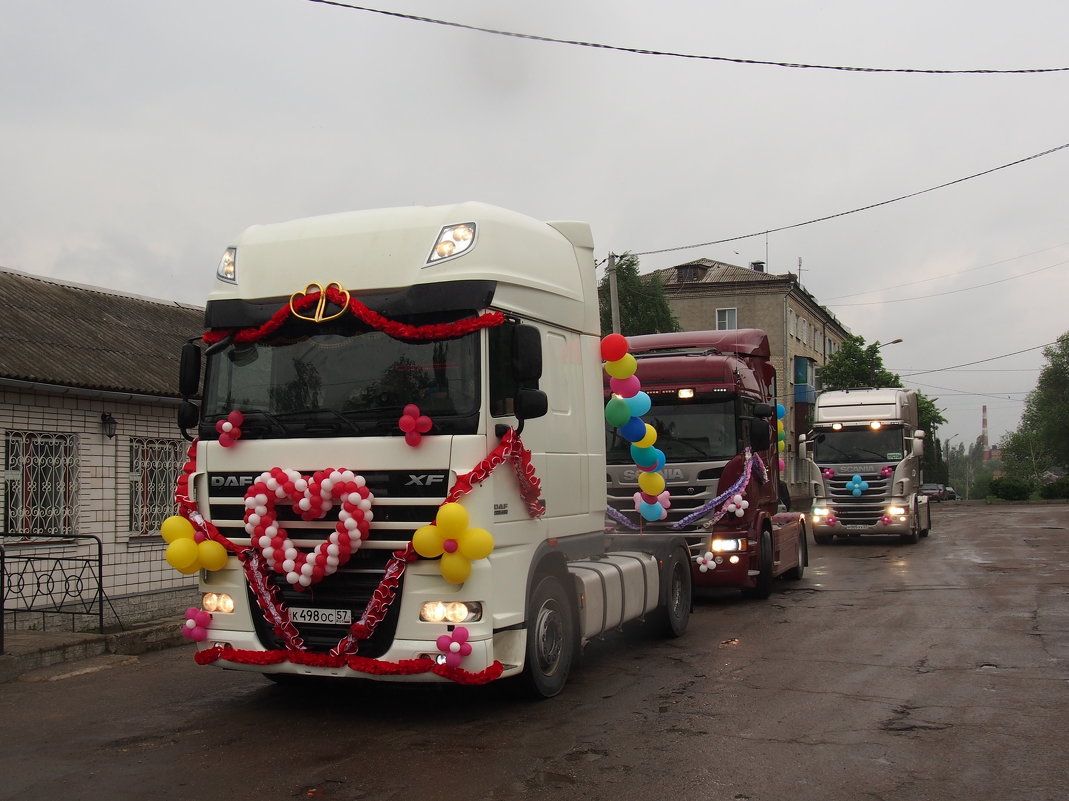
[813,527,834,545]
[652,546,692,638]
[519,574,576,699]
[743,530,774,600]
[901,513,920,544]
[783,524,807,580]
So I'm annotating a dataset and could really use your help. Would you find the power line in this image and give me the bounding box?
[304,1,1069,74]
[826,258,1069,307]
[633,140,1069,257]
[822,240,1069,301]
[901,341,1058,378]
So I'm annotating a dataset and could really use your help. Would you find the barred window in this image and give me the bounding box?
[4,431,80,540]
[129,437,184,537]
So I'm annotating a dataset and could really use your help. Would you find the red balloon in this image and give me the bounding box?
[405,430,422,447]
[227,410,245,426]
[600,333,629,362]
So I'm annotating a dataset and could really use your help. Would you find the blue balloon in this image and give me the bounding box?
[776,404,786,420]
[631,444,658,467]
[624,391,652,418]
[639,501,663,522]
[619,416,647,443]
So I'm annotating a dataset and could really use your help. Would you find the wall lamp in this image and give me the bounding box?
[101,412,118,439]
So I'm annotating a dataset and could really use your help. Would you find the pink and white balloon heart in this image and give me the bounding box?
[243,467,374,590]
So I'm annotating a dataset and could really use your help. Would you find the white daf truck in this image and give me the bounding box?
[800,387,931,544]
[172,202,691,697]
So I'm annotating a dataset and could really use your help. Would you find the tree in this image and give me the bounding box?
[597,253,679,336]
[818,335,902,391]
[999,428,1054,486]
[1009,331,1069,470]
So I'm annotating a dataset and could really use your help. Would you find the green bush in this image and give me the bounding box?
[1039,477,1069,499]
[991,476,1032,501]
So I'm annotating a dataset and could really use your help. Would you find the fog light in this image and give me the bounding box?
[728,555,740,565]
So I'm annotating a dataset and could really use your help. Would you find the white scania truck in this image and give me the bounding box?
[174,202,691,697]
[800,387,931,544]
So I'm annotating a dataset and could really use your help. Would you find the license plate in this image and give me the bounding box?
[289,607,352,625]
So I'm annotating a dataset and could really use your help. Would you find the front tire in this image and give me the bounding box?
[743,529,775,600]
[783,523,807,580]
[519,574,576,699]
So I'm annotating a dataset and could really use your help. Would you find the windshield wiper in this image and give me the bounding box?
[274,408,361,436]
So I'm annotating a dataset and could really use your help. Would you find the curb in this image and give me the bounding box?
[1,618,188,684]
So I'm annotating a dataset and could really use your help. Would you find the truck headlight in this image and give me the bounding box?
[812,507,830,519]
[426,223,477,265]
[202,592,234,613]
[888,506,906,516]
[710,538,745,553]
[420,600,483,623]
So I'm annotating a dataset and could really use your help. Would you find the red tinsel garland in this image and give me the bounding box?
[446,427,545,518]
[194,645,504,685]
[202,285,506,345]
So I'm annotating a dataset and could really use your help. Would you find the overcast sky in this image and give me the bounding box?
[4,0,1068,448]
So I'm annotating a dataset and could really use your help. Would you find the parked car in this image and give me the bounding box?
[920,483,946,501]
[944,486,959,500]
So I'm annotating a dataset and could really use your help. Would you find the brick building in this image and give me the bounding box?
[650,258,851,502]
[1,268,203,630]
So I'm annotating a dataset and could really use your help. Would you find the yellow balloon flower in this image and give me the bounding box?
[412,502,494,584]
[161,515,195,543]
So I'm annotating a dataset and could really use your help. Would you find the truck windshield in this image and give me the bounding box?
[606,396,737,464]
[201,317,480,438]
[812,427,905,464]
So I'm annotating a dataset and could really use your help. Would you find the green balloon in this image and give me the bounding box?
[605,396,631,427]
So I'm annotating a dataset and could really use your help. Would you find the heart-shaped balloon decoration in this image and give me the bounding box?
[243,468,374,590]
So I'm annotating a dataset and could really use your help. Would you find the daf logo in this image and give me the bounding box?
[406,474,446,487]
[210,475,254,488]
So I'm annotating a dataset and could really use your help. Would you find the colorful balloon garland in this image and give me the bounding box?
[602,334,668,523]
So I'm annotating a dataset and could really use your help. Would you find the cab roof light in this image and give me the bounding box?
[217,247,237,283]
[426,223,477,266]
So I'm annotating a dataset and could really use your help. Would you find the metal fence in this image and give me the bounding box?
[1,533,105,653]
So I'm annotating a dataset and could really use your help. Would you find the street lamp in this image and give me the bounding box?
[870,338,903,385]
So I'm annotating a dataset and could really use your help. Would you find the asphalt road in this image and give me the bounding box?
[2,502,1067,801]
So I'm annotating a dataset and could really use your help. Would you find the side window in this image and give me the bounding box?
[488,325,516,417]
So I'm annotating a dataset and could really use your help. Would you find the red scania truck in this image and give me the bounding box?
[604,330,807,598]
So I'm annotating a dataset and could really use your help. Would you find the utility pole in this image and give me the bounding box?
[607,252,621,334]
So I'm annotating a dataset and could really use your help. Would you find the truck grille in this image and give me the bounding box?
[205,469,447,654]
[827,474,890,527]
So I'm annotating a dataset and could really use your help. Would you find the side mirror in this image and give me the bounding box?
[753,402,775,419]
[178,400,200,441]
[515,388,548,421]
[512,324,542,384]
[912,429,925,458]
[179,341,202,398]
[750,417,772,452]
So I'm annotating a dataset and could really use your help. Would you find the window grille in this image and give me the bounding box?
[3,431,80,540]
[129,437,185,537]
